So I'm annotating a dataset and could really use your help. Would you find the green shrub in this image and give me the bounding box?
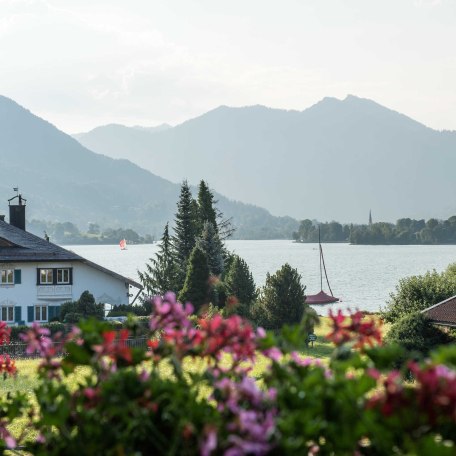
[385,312,453,356]
[382,263,456,323]
[253,263,307,329]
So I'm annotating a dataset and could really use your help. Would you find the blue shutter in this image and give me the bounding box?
[27,306,34,322]
[37,269,40,285]
[14,269,21,284]
[14,306,22,323]
[49,305,60,321]
[69,268,73,285]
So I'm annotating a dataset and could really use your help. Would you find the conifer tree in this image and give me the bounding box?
[196,221,224,276]
[138,223,178,297]
[254,263,307,329]
[197,180,218,234]
[178,246,210,313]
[172,180,197,288]
[196,180,234,240]
[225,255,257,306]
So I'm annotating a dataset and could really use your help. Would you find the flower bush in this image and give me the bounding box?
[0,296,455,455]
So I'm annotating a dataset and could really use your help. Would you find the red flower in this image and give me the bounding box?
[93,329,133,364]
[0,322,11,345]
[0,354,16,376]
[326,310,382,349]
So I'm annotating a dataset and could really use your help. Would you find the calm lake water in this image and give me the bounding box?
[66,241,456,314]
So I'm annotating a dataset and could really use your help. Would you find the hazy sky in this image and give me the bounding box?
[1,0,455,133]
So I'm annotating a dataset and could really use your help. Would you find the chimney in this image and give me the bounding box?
[8,191,27,231]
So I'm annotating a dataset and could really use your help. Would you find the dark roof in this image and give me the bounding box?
[0,220,142,289]
[422,295,456,327]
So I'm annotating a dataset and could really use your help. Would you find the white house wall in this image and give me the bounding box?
[0,261,131,325]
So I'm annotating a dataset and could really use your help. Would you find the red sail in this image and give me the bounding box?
[119,239,127,250]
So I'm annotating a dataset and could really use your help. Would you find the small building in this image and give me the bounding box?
[421,295,456,328]
[0,193,142,325]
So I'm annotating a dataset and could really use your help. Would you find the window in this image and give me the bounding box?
[57,268,70,284]
[35,305,47,322]
[1,269,14,285]
[1,306,14,322]
[40,269,53,284]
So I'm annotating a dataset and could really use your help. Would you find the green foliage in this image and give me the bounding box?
[196,180,218,234]
[224,254,257,317]
[196,221,224,276]
[107,303,150,317]
[138,223,179,297]
[382,263,456,322]
[28,219,153,245]
[293,220,348,242]
[2,304,456,455]
[385,312,454,356]
[254,263,307,329]
[60,291,104,322]
[172,180,198,288]
[178,247,210,312]
[350,215,456,245]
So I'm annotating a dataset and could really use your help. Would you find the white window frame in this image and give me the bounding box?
[35,305,48,322]
[1,305,14,322]
[40,269,54,285]
[57,268,70,284]
[1,269,14,285]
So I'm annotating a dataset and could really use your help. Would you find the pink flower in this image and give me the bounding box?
[263,347,282,362]
[20,323,54,356]
[201,427,217,456]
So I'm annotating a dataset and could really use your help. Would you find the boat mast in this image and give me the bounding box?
[319,225,334,297]
[319,227,323,291]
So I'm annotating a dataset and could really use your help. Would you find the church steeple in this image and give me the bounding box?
[369,209,372,226]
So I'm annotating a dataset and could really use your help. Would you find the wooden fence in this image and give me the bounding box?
[0,337,149,359]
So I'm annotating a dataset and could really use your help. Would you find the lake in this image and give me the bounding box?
[65,241,456,313]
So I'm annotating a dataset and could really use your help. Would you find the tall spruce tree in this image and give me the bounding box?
[172,180,197,288]
[138,223,178,297]
[254,263,307,330]
[178,246,210,313]
[196,221,224,276]
[196,180,234,240]
[197,180,218,234]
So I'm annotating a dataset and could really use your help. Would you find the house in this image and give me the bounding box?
[0,193,142,325]
[421,295,456,328]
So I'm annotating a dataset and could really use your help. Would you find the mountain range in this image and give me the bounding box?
[75,96,456,223]
[0,96,297,239]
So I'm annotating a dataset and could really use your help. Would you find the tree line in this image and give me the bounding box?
[293,216,456,245]
[28,220,154,245]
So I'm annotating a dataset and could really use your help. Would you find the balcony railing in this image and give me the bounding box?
[37,285,72,298]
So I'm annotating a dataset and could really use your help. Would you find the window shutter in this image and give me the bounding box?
[14,269,21,284]
[48,306,54,320]
[69,268,73,285]
[53,268,58,285]
[27,306,34,322]
[15,306,22,323]
[37,269,40,285]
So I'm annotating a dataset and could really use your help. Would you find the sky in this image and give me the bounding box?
[1,0,455,133]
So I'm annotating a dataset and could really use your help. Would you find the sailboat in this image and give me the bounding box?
[119,239,127,250]
[305,228,340,305]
